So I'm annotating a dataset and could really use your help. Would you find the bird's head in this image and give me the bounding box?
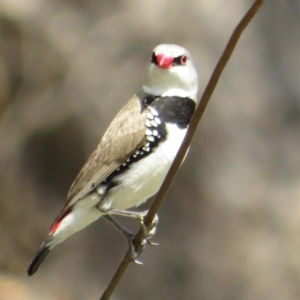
[143,44,198,101]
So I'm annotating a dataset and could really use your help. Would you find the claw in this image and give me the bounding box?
[127,237,146,265]
[147,240,159,246]
[139,213,159,242]
[133,258,144,265]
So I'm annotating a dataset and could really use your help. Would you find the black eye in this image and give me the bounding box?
[180,54,188,65]
[151,52,157,64]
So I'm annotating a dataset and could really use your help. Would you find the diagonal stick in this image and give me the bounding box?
[100,1,264,299]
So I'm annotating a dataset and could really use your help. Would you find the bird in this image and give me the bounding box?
[27,44,198,276]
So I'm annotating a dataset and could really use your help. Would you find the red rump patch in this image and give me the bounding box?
[50,221,62,234]
[49,207,72,234]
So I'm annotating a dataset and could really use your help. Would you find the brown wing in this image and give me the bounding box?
[66,93,148,207]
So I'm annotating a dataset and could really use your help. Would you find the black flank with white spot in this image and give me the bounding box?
[98,95,195,192]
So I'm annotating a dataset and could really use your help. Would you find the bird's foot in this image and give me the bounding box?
[126,213,159,264]
[105,208,159,246]
[104,209,159,263]
[138,212,159,246]
[126,234,146,264]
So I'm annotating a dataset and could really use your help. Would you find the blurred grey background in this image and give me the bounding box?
[1,0,300,299]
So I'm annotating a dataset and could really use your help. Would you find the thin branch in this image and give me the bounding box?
[100,1,264,299]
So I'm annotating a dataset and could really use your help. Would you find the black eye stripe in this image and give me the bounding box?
[151,52,157,64]
[173,55,182,65]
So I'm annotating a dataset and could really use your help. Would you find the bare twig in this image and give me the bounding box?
[100,1,264,299]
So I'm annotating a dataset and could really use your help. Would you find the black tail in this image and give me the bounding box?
[27,244,50,276]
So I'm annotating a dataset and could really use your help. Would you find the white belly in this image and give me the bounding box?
[106,124,187,210]
[49,124,187,248]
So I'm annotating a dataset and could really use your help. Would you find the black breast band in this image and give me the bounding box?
[149,96,196,129]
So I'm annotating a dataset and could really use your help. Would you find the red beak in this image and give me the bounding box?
[156,53,173,69]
